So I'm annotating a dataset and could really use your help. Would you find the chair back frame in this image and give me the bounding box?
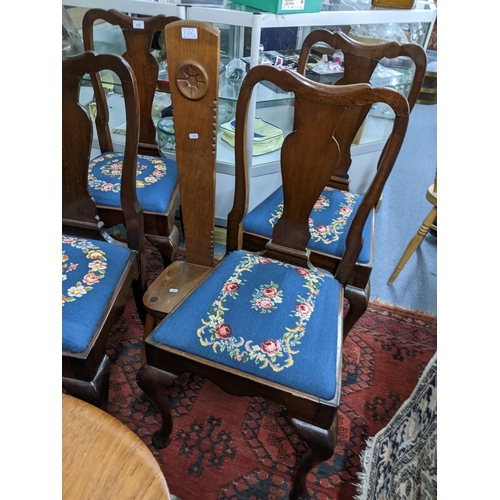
[296,29,426,190]
[82,9,181,156]
[227,65,410,283]
[164,20,220,267]
[62,51,143,250]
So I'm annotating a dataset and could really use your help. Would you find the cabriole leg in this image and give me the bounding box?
[136,362,177,448]
[289,413,338,500]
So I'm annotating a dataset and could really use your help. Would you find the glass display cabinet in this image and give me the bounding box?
[63,0,437,225]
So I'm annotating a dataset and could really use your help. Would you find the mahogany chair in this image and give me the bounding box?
[241,29,427,336]
[82,9,181,267]
[137,65,410,499]
[62,51,147,408]
[141,20,220,341]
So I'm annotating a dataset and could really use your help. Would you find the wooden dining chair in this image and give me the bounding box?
[240,30,427,336]
[137,65,410,500]
[82,9,181,267]
[141,20,220,341]
[62,51,147,409]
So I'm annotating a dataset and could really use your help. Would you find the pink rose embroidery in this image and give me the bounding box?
[340,206,352,216]
[101,183,114,192]
[313,197,327,210]
[262,287,279,298]
[261,339,281,355]
[295,268,309,276]
[83,273,100,285]
[315,225,330,234]
[256,298,274,309]
[215,323,233,339]
[224,282,239,293]
[255,258,271,264]
[296,302,312,316]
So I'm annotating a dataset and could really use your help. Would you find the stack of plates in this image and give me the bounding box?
[220,118,284,156]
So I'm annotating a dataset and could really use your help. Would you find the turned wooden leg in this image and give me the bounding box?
[289,414,338,500]
[146,224,179,268]
[343,283,369,339]
[388,205,437,285]
[62,355,111,410]
[136,363,177,449]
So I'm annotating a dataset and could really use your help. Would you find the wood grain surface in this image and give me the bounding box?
[62,394,171,500]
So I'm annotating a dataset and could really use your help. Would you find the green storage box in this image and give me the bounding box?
[231,0,323,14]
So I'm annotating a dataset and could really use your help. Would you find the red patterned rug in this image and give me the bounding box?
[104,245,437,500]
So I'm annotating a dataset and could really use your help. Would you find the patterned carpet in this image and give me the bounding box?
[101,244,437,500]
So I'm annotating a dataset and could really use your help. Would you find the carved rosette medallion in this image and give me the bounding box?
[175,61,209,100]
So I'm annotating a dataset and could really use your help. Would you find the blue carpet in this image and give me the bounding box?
[370,103,437,316]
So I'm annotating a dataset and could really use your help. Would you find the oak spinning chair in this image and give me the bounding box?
[141,20,220,340]
[241,29,426,336]
[82,9,181,267]
[137,65,410,500]
[62,51,147,408]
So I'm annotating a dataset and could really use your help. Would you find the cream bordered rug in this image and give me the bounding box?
[355,352,437,500]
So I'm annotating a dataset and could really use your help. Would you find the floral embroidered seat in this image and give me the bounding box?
[62,51,147,409]
[88,153,178,214]
[62,235,134,354]
[240,29,427,337]
[151,250,341,399]
[82,9,181,267]
[243,186,372,265]
[137,63,410,500]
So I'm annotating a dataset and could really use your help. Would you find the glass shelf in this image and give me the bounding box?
[66,0,437,222]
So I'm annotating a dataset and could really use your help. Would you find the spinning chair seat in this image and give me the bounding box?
[244,186,372,264]
[88,153,178,213]
[62,235,133,353]
[150,250,342,400]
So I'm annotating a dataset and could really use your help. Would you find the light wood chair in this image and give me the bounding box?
[388,170,437,285]
[63,394,172,500]
[239,29,427,337]
[137,65,410,500]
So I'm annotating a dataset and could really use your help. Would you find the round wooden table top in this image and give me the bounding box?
[62,394,171,500]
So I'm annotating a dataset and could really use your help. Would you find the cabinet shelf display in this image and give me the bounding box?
[66,0,437,224]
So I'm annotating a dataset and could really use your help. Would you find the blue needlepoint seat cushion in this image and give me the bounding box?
[243,187,372,264]
[62,235,132,354]
[88,153,178,213]
[152,250,342,401]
